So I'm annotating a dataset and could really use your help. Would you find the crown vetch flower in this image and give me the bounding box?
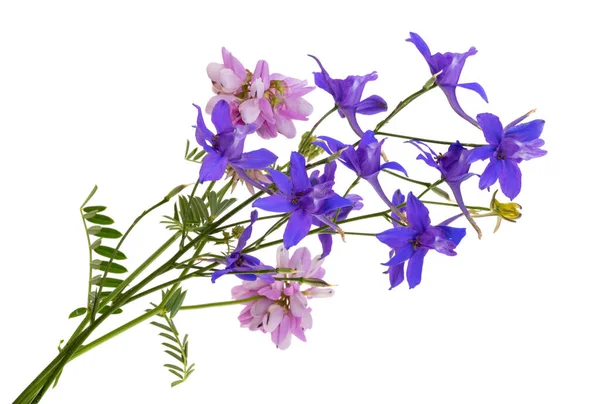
[207,49,314,139]
[410,140,482,238]
[467,112,546,200]
[252,152,353,249]
[315,130,407,216]
[211,210,275,283]
[194,100,277,187]
[377,192,466,289]
[232,246,333,350]
[309,55,387,137]
[406,32,488,128]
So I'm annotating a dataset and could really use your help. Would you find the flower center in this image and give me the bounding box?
[211,134,220,149]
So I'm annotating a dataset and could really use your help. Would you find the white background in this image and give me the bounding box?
[1,1,598,403]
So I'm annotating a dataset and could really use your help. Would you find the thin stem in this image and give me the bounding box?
[375,131,487,148]
[420,200,490,211]
[382,169,430,186]
[375,84,436,132]
[180,179,201,250]
[212,213,285,233]
[308,105,338,138]
[180,296,261,311]
[344,177,361,198]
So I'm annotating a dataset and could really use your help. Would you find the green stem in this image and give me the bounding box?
[382,170,430,186]
[344,177,361,198]
[212,213,285,233]
[375,84,436,132]
[180,180,201,250]
[308,105,338,138]
[180,296,261,311]
[420,200,490,211]
[375,131,486,148]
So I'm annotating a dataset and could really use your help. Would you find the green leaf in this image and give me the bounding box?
[159,332,179,344]
[91,276,123,288]
[164,350,184,363]
[98,306,123,315]
[90,238,102,250]
[166,184,191,201]
[80,185,98,209]
[83,205,106,213]
[68,307,87,318]
[165,288,182,313]
[168,369,184,380]
[164,363,184,373]
[150,321,172,333]
[171,379,184,388]
[88,226,101,235]
[86,214,114,225]
[432,186,451,201]
[95,261,128,274]
[94,227,123,239]
[94,246,127,260]
[161,342,182,354]
[186,147,198,159]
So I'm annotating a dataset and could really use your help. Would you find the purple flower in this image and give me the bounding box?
[252,152,353,249]
[315,130,408,216]
[309,55,387,137]
[406,32,488,128]
[211,210,275,283]
[207,49,314,139]
[467,112,546,200]
[194,100,277,186]
[410,140,482,238]
[232,246,333,350]
[377,192,466,289]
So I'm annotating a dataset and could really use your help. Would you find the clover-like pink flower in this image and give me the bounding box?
[232,246,333,350]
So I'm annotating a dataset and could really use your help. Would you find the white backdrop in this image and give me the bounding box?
[2,1,598,403]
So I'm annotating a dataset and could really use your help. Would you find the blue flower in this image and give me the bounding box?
[410,140,482,238]
[406,32,488,128]
[467,112,546,200]
[211,210,275,283]
[193,100,278,186]
[377,192,466,289]
[309,55,387,137]
[315,130,407,216]
[252,152,353,249]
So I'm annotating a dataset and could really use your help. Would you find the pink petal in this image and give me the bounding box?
[263,304,284,333]
[219,68,243,93]
[250,297,271,317]
[250,78,265,99]
[207,62,224,82]
[259,97,275,123]
[301,309,313,329]
[258,285,281,300]
[221,47,246,81]
[257,121,277,139]
[289,292,308,317]
[276,245,289,268]
[275,114,296,139]
[305,288,335,298]
[239,99,261,124]
[289,247,311,275]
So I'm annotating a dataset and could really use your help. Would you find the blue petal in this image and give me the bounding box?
[447,182,481,238]
[441,85,479,128]
[354,94,388,115]
[406,32,436,74]
[499,159,522,200]
[478,158,502,190]
[211,268,231,283]
[199,152,227,183]
[317,136,347,154]
[211,100,234,134]
[406,248,427,289]
[266,169,293,197]
[318,233,332,259]
[376,227,418,249]
[467,145,496,163]
[476,113,504,145]
[321,193,353,215]
[233,210,258,253]
[193,103,214,151]
[457,82,488,103]
[233,149,278,169]
[385,253,405,290]
[505,119,545,142]
[380,161,408,177]
[406,192,431,234]
[290,152,311,191]
[283,209,312,249]
[437,225,467,246]
[252,195,296,213]
[383,244,415,267]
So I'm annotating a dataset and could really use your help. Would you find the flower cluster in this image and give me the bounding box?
[193,33,546,348]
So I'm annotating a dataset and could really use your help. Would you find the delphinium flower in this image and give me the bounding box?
[193,100,277,188]
[309,55,387,137]
[467,112,546,200]
[315,130,408,217]
[406,32,488,128]
[252,152,354,249]
[232,246,334,350]
[382,189,408,289]
[206,47,314,139]
[377,192,466,289]
[409,140,482,238]
[307,161,364,258]
[211,210,275,283]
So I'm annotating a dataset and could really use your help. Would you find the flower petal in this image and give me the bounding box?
[239,99,261,124]
[406,32,436,74]
[252,195,296,213]
[318,233,333,259]
[467,145,496,163]
[290,152,311,191]
[283,209,312,249]
[457,82,488,103]
[354,94,388,115]
[233,149,278,170]
[267,169,293,196]
[505,119,545,142]
[406,192,431,233]
[199,152,227,183]
[263,304,284,333]
[499,159,522,200]
[380,161,408,176]
[193,103,214,150]
[211,100,234,134]
[406,248,427,289]
[476,113,504,145]
[376,227,418,249]
[383,244,415,267]
[478,158,502,190]
[386,257,405,290]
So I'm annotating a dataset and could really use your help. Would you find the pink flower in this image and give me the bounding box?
[232,246,333,350]
[205,48,314,139]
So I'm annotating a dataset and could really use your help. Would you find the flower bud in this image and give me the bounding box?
[490,190,522,232]
[297,131,323,162]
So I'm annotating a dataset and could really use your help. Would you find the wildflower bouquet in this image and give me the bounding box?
[13,32,546,403]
